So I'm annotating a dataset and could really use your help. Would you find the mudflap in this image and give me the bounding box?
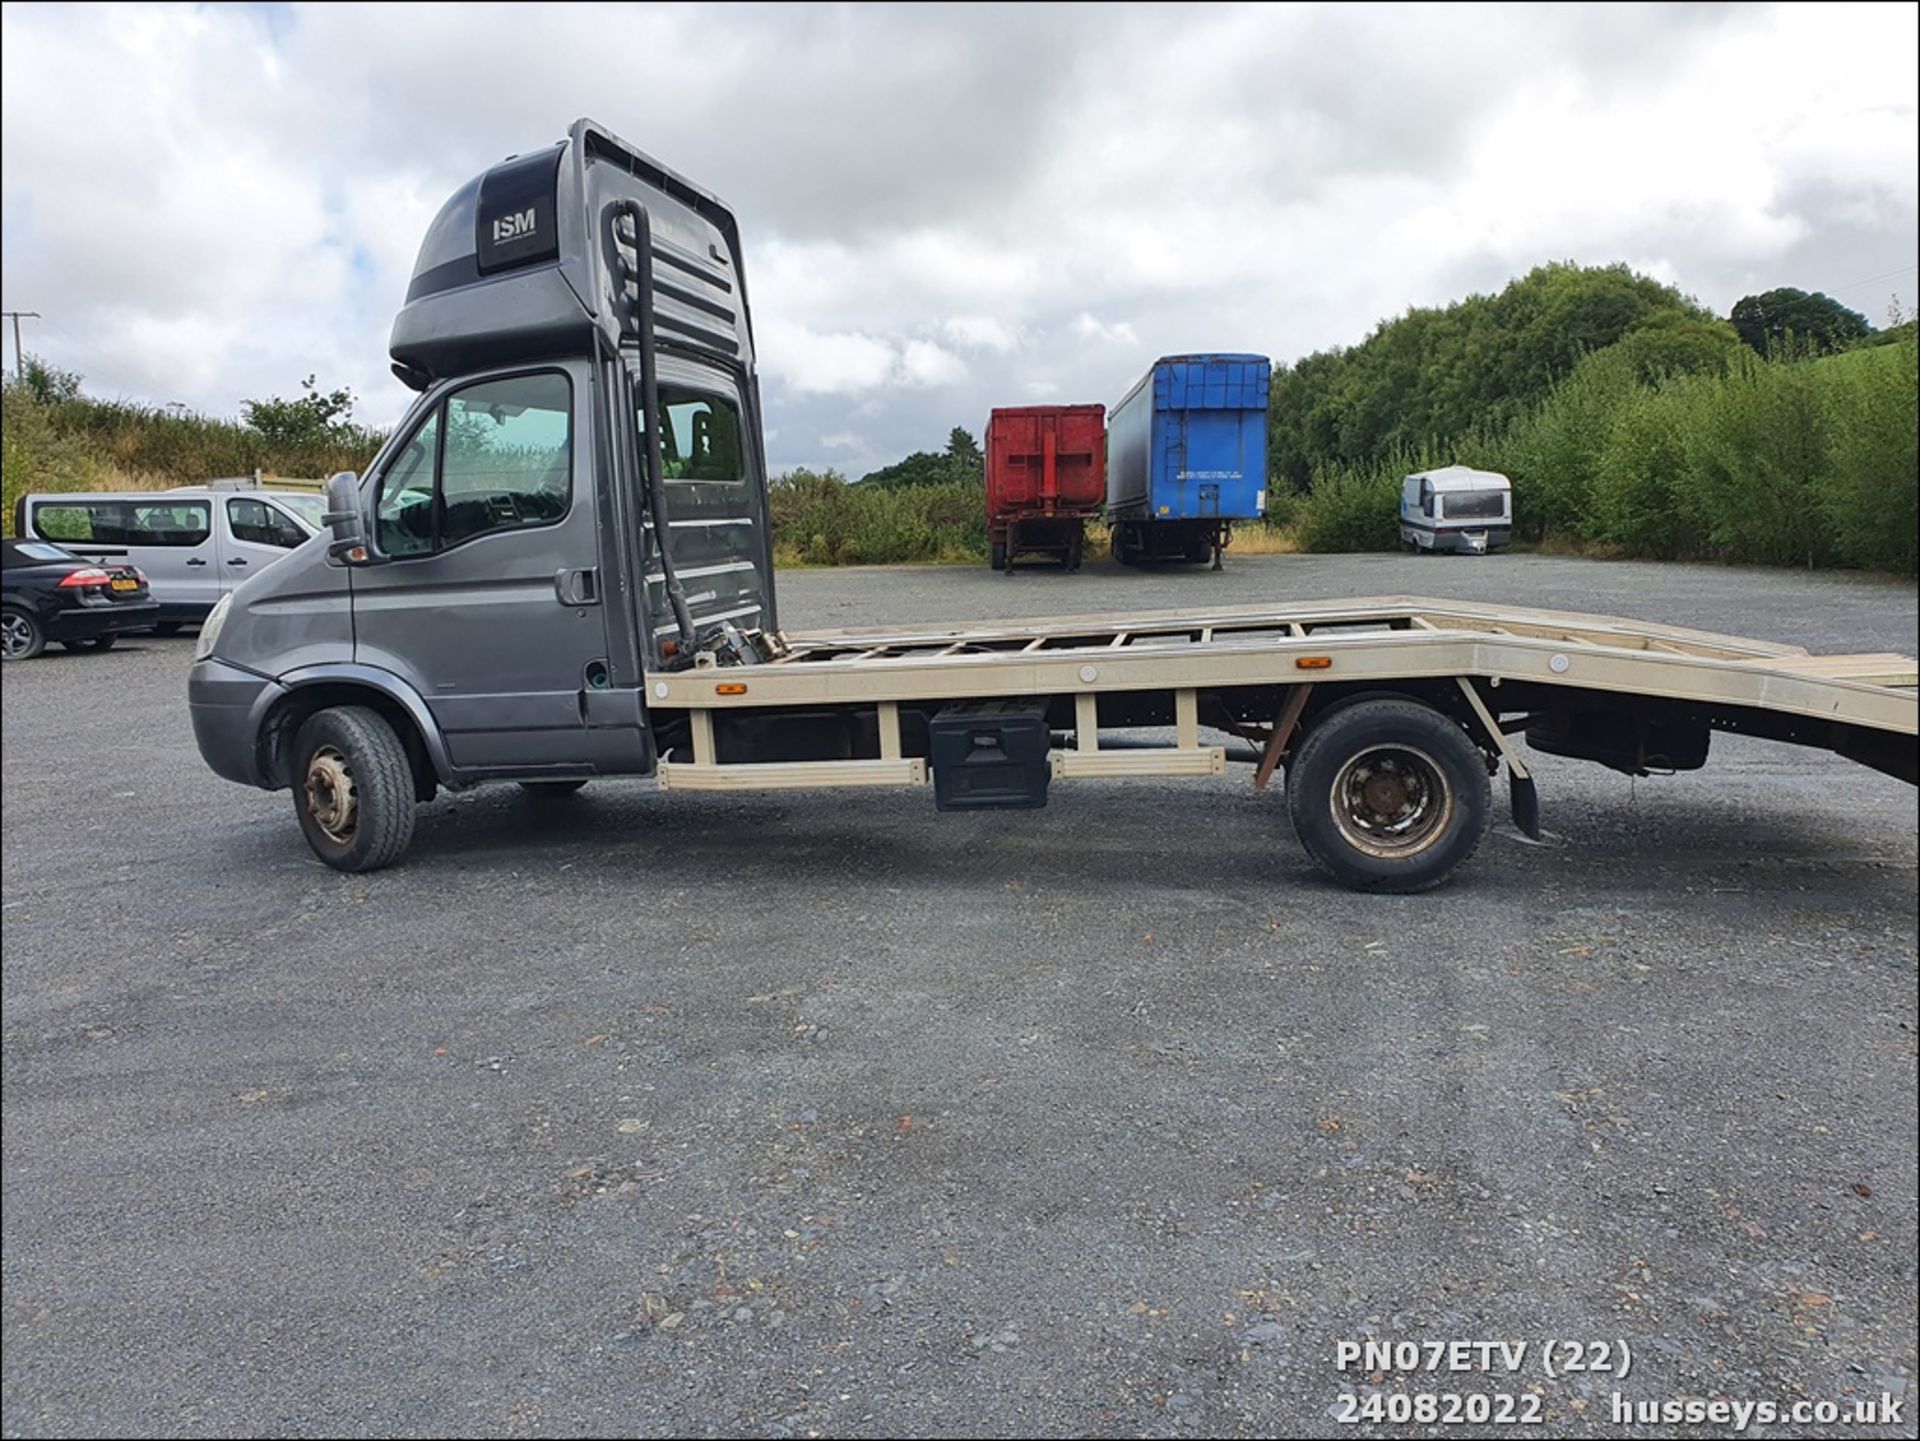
[1509,771,1541,839]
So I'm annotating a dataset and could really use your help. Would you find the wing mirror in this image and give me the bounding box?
[323,471,372,564]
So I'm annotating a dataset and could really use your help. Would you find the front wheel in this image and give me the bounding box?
[291,706,417,872]
[1285,698,1490,892]
[1,607,45,661]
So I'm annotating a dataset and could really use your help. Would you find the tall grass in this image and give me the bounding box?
[768,469,987,566]
[1495,336,1916,573]
[3,385,380,533]
[8,337,1912,574]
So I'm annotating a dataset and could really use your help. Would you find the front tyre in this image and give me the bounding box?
[291,706,417,872]
[1285,698,1490,893]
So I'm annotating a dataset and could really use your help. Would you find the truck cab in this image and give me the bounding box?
[189,119,777,867]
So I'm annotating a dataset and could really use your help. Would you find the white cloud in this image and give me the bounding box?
[943,316,1023,353]
[900,339,967,389]
[1072,313,1140,347]
[1,1,1913,468]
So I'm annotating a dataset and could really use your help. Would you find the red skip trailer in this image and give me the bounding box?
[985,405,1106,573]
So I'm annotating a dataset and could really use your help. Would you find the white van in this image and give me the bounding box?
[1400,465,1513,555]
[14,488,323,632]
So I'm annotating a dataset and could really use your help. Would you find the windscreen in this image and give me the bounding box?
[1443,491,1506,520]
[272,494,326,529]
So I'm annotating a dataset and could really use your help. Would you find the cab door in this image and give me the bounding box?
[218,495,311,591]
[348,362,644,774]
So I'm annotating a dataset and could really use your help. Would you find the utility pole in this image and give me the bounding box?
[2,310,39,378]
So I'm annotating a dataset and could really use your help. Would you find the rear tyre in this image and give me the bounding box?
[291,706,417,873]
[519,779,588,797]
[1065,527,1084,572]
[989,540,1007,571]
[1185,533,1212,563]
[1285,698,1490,893]
[1,607,45,662]
[61,636,117,653]
[152,622,184,637]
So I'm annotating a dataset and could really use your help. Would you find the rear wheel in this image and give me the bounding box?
[1,607,44,662]
[1285,698,1490,893]
[989,540,1007,571]
[61,636,117,653]
[291,706,417,872]
[1065,526,1084,572]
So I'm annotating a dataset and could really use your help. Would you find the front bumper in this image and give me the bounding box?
[189,657,287,788]
[46,600,161,640]
[1407,526,1512,554]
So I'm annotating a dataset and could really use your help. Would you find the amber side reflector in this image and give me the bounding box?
[1296,656,1333,670]
[715,682,749,695]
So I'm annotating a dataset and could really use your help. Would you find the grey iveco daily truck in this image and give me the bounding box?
[189,120,1917,890]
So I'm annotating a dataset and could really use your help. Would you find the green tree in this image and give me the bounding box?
[1729,287,1872,357]
[11,355,85,404]
[242,374,358,445]
[945,425,984,474]
[1268,262,1712,490]
[861,425,992,489]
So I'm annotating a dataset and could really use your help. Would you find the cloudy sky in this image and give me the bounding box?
[2,2,1915,475]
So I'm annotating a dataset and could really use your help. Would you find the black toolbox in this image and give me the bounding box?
[929,701,1051,811]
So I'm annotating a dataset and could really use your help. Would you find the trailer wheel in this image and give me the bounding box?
[291,705,417,873]
[1285,698,1489,893]
[989,540,1008,571]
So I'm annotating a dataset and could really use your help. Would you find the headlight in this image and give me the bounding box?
[195,593,233,660]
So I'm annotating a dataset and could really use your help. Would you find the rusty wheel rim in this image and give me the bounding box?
[305,744,358,845]
[1328,743,1452,859]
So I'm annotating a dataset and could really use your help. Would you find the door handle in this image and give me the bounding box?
[554,567,599,605]
[186,558,208,567]
[228,558,249,566]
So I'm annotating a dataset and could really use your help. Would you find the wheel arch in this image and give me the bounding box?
[256,664,450,800]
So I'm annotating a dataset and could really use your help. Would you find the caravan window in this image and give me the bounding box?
[1419,480,1436,517]
[1444,491,1506,520]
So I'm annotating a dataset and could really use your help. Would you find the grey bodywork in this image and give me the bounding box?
[191,119,775,792]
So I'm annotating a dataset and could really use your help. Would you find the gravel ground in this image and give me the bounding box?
[3,553,1915,1439]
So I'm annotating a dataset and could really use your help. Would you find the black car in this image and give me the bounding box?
[1,539,161,661]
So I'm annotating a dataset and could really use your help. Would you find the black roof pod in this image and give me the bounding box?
[388,118,756,390]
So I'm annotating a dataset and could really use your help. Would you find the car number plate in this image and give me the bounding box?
[110,576,138,592]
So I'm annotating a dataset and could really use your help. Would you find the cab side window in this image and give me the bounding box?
[375,411,440,556]
[228,498,308,549]
[373,371,571,557]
